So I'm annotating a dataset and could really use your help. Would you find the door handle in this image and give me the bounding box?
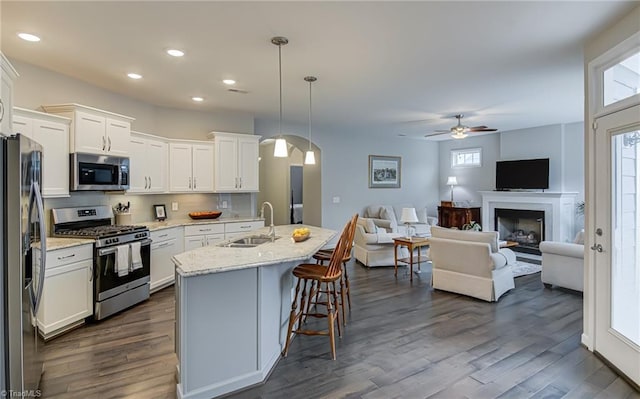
[188,177,192,189]
[102,136,106,151]
[590,244,603,252]
[32,182,47,314]
[144,176,148,189]
[0,98,4,122]
[89,264,93,282]
[108,137,112,151]
[148,176,151,189]
[194,178,197,189]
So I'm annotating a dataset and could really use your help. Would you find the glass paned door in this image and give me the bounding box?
[594,104,640,386]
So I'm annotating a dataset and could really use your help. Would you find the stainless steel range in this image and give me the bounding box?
[51,206,151,320]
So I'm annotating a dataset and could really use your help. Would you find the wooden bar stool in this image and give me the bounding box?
[310,214,358,323]
[282,218,353,360]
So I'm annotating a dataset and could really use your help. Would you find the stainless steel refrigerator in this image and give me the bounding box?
[1,134,47,396]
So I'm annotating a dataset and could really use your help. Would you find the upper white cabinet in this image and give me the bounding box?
[13,108,71,198]
[1,53,19,136]
[129,132,168,194]
[41,103,134,156]
[209,132,260,192]
[169,142,214,192]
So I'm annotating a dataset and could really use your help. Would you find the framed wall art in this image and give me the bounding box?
[369,155,401,188]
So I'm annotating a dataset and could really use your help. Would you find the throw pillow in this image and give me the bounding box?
[380,206,398,225]
[376,226,388,234]
[364,218,377,234]
[573,229,585,245]
[366,205,383,219]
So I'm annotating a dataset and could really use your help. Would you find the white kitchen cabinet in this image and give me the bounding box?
[209,132,260,192]
[41,103,134,156]
[224,220,265,240]
[169,141,214,192]
[1,53,18,136]
[35,243,93,340]
[150,227,183,292]
[129,132,168,193]
[13,108,71,198]
[184,223,225,250]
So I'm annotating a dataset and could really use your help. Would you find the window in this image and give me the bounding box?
[604,51,640,107]
[451,148,482,168]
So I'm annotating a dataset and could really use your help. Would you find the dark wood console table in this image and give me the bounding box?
[437,206,481,229]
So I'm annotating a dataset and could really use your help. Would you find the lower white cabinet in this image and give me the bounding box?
[183,223,225,250]
[150,227,183,293]
[36,244,93,340]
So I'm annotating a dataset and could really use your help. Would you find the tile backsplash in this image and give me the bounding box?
[45,191,256,233]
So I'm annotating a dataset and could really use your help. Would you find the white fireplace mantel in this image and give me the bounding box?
[479,191,578,243]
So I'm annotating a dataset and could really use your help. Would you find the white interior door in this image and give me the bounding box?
[594,104,640,386]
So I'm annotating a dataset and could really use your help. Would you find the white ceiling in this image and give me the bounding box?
[1,1,638,139]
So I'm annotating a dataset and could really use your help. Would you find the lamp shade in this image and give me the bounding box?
[273,138,288,157]
[304,150,316,165]
[400,207,419,224]
[446,176,458,186]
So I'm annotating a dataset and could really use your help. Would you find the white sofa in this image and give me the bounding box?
[362,204,437,236]
[354,217,409,267]
[539,230,584,292]
[429,226,516,302]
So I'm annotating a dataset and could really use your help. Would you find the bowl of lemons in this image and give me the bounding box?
[292,227,311,242]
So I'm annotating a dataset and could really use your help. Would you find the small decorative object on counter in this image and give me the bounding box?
[154,204,167,221]
[461,220,481,231]
[292,227,310,242]
[188,211,222,220]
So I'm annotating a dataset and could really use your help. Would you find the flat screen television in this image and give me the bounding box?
[496,158,549,190]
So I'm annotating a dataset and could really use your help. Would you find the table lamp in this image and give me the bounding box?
[400,207,419,239]
[447,176,458,202]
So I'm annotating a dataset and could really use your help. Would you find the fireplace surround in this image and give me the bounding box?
[480,191,577,244]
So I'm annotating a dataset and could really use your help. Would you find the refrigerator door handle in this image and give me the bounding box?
[27,181,47,314]
[33,182,47,314]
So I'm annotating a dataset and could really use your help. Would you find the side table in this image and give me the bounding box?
[393,236,430,281]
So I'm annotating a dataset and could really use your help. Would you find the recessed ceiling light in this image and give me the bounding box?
[192,97,204,102]
[167,49,184,57]
[222,79,236,85]
[127,73,142,80]
[18,32,41,42]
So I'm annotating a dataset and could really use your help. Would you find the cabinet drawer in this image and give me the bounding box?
[151,227,181,243]
[184,223,224,236]
[225,221,264,234]
[46,244,93,269]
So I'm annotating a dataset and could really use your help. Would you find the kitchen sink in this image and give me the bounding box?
[218,235,280,248]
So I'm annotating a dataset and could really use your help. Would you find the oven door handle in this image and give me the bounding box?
[97,238,152,257]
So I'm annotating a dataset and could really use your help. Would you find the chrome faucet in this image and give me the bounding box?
[260,201,276,241]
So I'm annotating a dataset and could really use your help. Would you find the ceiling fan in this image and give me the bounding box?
[426,114,498,139]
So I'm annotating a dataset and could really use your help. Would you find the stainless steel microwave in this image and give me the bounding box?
[70,153,129,191]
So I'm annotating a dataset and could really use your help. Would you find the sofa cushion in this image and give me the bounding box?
[431,226,499,252]
[364,218,377,233]
[380,206,398,226]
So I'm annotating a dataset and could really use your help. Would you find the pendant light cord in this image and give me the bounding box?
[278,44,283,138]
[308,80,312,150]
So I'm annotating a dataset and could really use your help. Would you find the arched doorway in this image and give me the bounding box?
[258,135,322,226]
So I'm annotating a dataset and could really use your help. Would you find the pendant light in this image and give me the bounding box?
[304,76,317,165]
[272,36,289,158]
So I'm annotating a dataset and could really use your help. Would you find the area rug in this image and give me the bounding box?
[511,261,542,278]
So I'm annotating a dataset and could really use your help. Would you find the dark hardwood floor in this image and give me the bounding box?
[40,262,639,399]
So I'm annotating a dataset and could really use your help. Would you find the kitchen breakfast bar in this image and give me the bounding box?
[172,225,337,399]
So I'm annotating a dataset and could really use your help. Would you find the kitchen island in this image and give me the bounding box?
[172,225,337,399]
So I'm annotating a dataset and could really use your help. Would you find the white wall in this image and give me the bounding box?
[438,134,500,206]
[255,119,440,231]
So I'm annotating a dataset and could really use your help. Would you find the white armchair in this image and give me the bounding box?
[539,230,584,292]
[429,226,515,302]
[354,217,408,267]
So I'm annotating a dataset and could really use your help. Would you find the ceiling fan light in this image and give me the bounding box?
[274,138,288,157]
[304,150,316,165]
[451,132,468,139]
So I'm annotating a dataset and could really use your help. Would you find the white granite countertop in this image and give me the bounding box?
[143,216,263,232]
[42,216,264,251]
[173,225,337,277]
